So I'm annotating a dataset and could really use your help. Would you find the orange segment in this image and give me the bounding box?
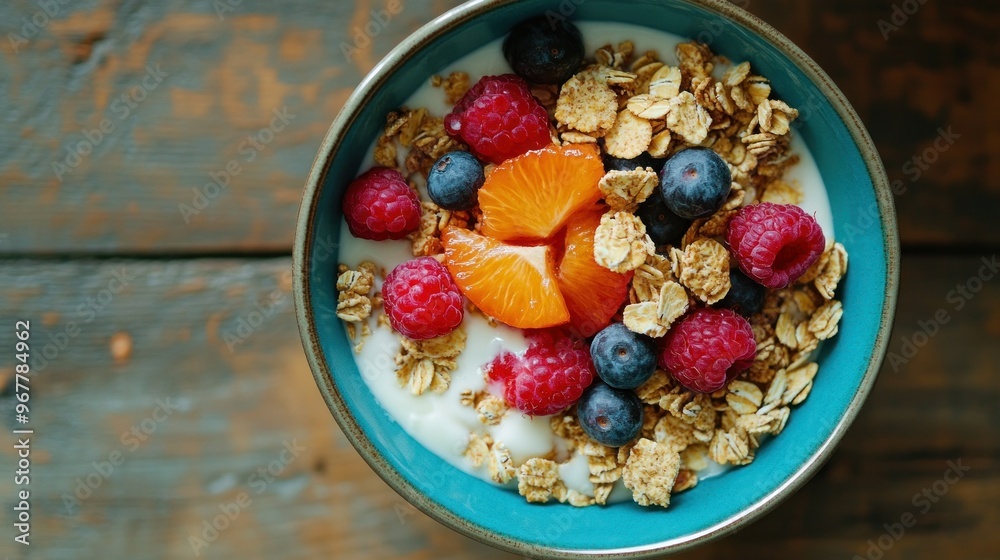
[479,143,605,243]
[557,207,634,337]
[442,227,570,329]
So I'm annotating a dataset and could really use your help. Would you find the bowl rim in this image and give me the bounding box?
[292,0,900,557]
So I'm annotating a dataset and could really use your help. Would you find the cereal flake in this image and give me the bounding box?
[622,438,681,507]
[808,300,843,340]
[336,262,377,322]
[604,109,653,159]
[517,458,564,503]
[464,432,491,468]
[759,180,803,205]
[600,168,658,212]
[810,243,848,299]
[555,68,619,135]
[488,441,516,484]
[665,91,712,145]
[395,328,466,395]
[679,238,731,304]
[594,211,656,273]
[475,393,509,426]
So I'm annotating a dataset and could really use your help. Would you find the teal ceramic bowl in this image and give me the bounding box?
[294,0,899,557]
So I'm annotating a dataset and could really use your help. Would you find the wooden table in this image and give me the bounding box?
[1,1,997,558]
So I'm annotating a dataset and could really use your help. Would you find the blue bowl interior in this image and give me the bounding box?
[307,0,889,553]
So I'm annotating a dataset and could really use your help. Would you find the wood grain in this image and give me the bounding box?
[0,0,466,254]
[0,0,996,254]
[1,254,997,558]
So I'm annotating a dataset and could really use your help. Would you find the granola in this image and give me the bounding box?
[594,211,656,273]
[335,262,377,322]
[517,458,565,503]
[395,328,466,395]
[599,168,659,212]
[604,109,653,159]
[678,238,731,305]
[555,67,619,135]
[338,22,852,513]
[622,438,681,507]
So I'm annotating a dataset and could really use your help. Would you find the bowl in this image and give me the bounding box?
[293,0,900,557]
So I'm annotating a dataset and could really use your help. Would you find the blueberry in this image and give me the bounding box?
[659,147,732,219]
[427,151,485,210]
[602,152,667,174]
[715,268,767,316]
[503,16,585,85]
[577,382,643,447]
[635,190,691,247]
[591,323,658,389]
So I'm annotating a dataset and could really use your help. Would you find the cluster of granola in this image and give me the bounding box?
[335,261,381,353]
[395,329,466,395]
[374,104,468,178]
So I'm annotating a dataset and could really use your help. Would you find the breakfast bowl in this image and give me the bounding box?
[293,0,899,557]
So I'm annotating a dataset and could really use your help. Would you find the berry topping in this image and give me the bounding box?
[342,167,421,240]
[503,16,585,85]
[442,227,569,329]
[602,151,667,174]
[577,381,643,447]
[590,323,658,389]
[557,208,633,337]
[659,147,732,219]
[427,151,485,211]
[725,202,826,289]
[715,268,767,316]
[635,190,691,247]
[382,257,464,340]
[478,143,604,243]
[444,74,551,164]
[486,329,596,416]
[659,308,756,394]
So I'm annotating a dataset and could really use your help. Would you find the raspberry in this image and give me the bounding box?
[725,202,826,289]
[444,74,551,164]
[660,309,756,394]
[343,167,421,241]
[486,330,596,416]
[382,257,464,340]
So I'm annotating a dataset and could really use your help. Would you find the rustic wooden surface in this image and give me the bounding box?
[0,0,997,559]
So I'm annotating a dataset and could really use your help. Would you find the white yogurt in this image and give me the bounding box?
[340,21,835,499]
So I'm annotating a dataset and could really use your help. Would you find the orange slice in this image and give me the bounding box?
[556,207,634,337]
[478,143,605,243]
[442,227,570,329]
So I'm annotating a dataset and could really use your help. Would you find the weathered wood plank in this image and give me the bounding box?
[0,253,997,558]
[0,0,996,253]
[0,0,469,254]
